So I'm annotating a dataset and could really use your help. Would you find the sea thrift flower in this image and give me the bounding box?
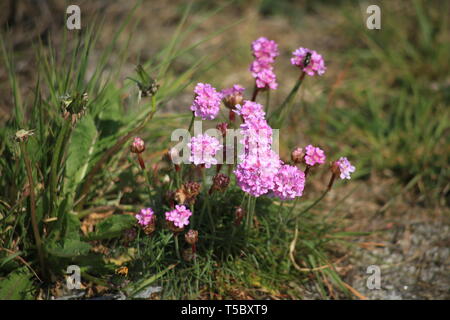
[221,85,245,109]
[190,83,222,120]
[234,149,281,197]
[130,137,145,154]
[234,100,281,197]
[250,63,278,90]
[291,47,326,76]
[188,134,222,168]
[335,157,356,180]
[272,165,305,200]
[135,208,155,226]
[251,37,279,63]
[165,205,192,229]
[250,37,279,90]
[234,100,266,122]
[304,145,326,166]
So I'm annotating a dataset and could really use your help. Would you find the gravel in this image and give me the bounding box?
[346,221,450,300]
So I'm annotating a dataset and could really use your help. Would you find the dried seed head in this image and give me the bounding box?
[184,229,198,245]
[175,182,201,205]
[166,220,185,234]
[138,81,159,98]
[211,173,230,193]
[143,221,156,235]
[14,129,34,142]
[61,92,88,124]
[130,137,145,154]
[135,65,159,97]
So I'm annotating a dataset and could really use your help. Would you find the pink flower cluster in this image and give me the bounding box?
[190,83,223,120]
[135,208,155,226]
[304,144,326,166]
[234,100,306,200]
[250,37,279,90]
[234,100,266,121]
[188,134,222,168]
[234,101,281,197]
[272,164,305,200]
[291,47,326,76]
[336,157,355,180]
[165,205,192,228]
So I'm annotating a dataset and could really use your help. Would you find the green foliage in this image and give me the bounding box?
[85,215,136,241]
[284,1,449,205]
[0,267,35,300]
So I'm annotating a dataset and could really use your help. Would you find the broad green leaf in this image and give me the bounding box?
[46,238,91,258]
[85,214,135,241]
[0,268,34,300]
[65,114,98,195]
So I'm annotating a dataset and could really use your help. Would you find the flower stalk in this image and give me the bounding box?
[19,142,46,278]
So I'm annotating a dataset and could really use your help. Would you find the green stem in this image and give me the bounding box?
[269,71,306,124]
[188,113,195,132]
[251,84,260,101]
[265,90,271,114]
[288,189,329,224]
[201,168,215,234]
[20,143,46,278]
[174,234,181,260]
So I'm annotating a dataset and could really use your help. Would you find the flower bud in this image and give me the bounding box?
[234,207,245,226]
[291,147,305,164]
[330,161,340,176]
[210,173,230,194]
[216,122,228,137]
[130,137,145,154]
[223,92,244,110]
[184,229,198,246]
